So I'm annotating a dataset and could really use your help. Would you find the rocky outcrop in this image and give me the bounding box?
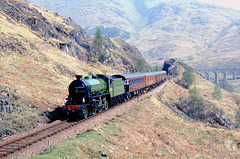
[0,0,146,73]
[0,87,23,115]
[0,39,7,52]
[0,85,46,139]
[163,59,176,74]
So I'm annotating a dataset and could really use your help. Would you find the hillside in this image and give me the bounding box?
[28,0,240,69]
[1,1,240,157]
[32,62,240,158]
[0,0,146,138]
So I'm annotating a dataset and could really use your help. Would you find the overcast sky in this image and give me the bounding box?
[197,0,240,10]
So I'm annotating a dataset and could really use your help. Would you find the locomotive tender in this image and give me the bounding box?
[62,71,167,119]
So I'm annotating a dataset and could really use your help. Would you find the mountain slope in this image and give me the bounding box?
[0,0,146,138]
[27,0,141,40]
[1,0,146,73]
[28,0,240,69]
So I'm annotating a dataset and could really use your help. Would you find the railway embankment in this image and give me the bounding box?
[2,61,240,158]
[31,76,240,158]
[0,81,168,159]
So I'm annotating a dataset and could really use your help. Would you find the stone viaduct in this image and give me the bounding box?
[195,69,240,84]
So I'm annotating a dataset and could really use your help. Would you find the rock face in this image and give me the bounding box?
[0,85,47,139]
[162,59,176,74]
[0,87,21,114]
[0,0,146,73]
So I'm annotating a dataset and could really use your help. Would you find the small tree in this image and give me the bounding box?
[187,86,205,119]
[182,67,195,88]
[212,85,222,100]
[135,58,146,72]
[92,56,99,63]
[93,27,108,63]
[150,64,154,71]
[154,65,160,71]
[94,26,103,51]
[150,64,161,71]
[189,86,201,101]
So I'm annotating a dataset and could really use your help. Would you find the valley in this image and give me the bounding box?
[27,0,240,69]
[0,0,240,158]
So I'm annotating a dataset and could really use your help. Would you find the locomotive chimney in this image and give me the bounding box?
[75,75,83,80]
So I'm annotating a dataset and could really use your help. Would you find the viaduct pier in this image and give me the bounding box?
[195,69,240,83]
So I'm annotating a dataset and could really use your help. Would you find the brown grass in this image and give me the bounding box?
[0,48,121,111]
[194,73,239,122]
[32,89,240,158]
[97,95,240,158]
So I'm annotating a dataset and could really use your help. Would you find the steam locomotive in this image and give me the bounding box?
[62,71,167,119]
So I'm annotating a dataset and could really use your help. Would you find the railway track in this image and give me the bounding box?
[0,100,123,158]
[0,120,66,158]
[0,80,168,158]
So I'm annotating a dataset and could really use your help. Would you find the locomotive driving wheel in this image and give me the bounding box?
[90,108,96,115]
[82,109,88,119]
[98,99,102,112]
[103,97,108,110]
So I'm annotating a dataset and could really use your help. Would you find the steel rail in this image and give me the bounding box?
[0,80,166,158]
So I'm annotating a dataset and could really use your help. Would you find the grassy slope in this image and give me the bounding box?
[31,67,240,158]
[0,1,122,137]
[0,0,122,111]
[166,74,240,123]
[32,93,240,158]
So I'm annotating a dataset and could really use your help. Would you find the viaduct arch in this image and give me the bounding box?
[195,69,240,84]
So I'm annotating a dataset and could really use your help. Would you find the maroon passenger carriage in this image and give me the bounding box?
[113,71,167,99]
